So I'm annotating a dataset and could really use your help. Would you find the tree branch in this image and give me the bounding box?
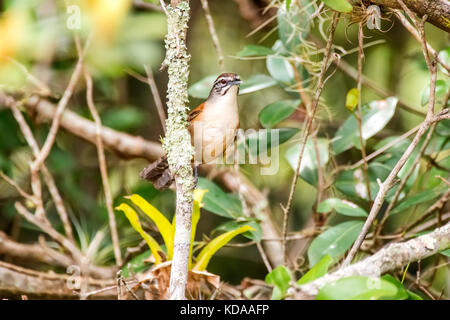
[370,0,450,33]
[292,222,450,298]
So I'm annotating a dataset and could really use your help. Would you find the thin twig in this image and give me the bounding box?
[200,0,225,72]
[144,65,166,132]
[281,13,340,265]
[31,36,90,173]
[342,13,440,266]
[356,21,372,203]
[375,123,437,239]
[84,70,122,266]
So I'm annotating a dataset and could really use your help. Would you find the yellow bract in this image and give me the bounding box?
[115,203,163,264]
[193,225,255,271]
[126,194,174,259]
[346,88,359,112]
[118,189,251,272]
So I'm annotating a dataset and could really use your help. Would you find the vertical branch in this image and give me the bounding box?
[355,22,372,203]
[281,13,340,265]
[84,71,123,267]
[200,0,225,72]
[163,0,195,300]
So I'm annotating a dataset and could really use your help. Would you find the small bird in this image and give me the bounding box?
[140,73,242,190]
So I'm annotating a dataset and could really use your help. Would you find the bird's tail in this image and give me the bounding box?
[139,155,174,190]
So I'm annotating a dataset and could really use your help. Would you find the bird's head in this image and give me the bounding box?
[208,73,242,99]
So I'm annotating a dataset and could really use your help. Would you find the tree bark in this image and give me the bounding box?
[370,0,450,33]
[162,0,195,300]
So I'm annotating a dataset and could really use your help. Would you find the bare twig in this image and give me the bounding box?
[342,13,440,266]
[144,65,167,132]
[355,21,372,203]
[84,70,122,266]
[200,0,225,72]
[281,13,340,265]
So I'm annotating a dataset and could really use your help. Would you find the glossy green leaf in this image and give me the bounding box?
[308,221,364,267]
[259,100,300,128]
[285,138,329,186]
[332,97,398,155]
[316,275,409,300]
[189,189,208,269]
[317,198,368,217]
[321,0,353,13]
[244,128,299,158]
[336,162,391,201]
[390,186,448,215]
[265,265,292,300]
[188,74,218,99]
[239,74,277,95]
[421,79,449,106]
[193,225,254,271]
[440,249,450,257]
[197,178,244,218]
[236,45,274,57]
[266,55,295,84]
[297,254,333,285]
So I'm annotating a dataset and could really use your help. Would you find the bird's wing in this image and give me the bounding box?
[188,102,205,122]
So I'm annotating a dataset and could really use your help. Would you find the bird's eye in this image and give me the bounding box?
[220,79,227,85]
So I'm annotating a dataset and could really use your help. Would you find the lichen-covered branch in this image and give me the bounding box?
[162,0,195,300]
[369,0,450,32]
[292,222,450,298]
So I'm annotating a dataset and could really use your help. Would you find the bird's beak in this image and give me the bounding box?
[232,79,242,86]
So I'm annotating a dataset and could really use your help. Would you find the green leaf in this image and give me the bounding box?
[265,265,292,300]
[121,250,152,277]
[332,97,398,155]
[193,225,255,271]
[236,45,274,57]
[390,186,448,215]
[297,254,333,285]
[308,221,364,267]
[215,220,262,242]
[239,74,277,95]
[317,198,368,217]
[316,275,408,300]
[197,178,244,218]
[188,75,218,99]
[244,128,299,158]
[336,163,391,201]
[440,249,450,257]
[421,79,449,106]
[277,0,314,52]
[345,88,359,112]
[285,138,329,186]
[259,100,300,128]
[320,0,353,13]
[266,55,295,84]
[102,106,146,132]
[438,47,450,75]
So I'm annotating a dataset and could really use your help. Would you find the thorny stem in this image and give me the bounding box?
[281,13,340,265]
